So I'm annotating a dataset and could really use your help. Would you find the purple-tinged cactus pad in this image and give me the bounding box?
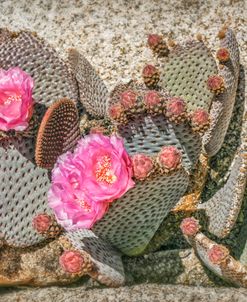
[35,99,80,170]
[0,30,78,111]
[68,49,109,118]
[0,137,52,247]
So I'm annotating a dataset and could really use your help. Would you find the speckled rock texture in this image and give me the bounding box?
[2,284,247,302]
[0,0,247,300]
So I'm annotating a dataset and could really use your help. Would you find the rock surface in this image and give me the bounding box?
[2,284,247,302]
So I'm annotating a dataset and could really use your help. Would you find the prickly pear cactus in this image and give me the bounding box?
[0,26,246,290]
[92,82,203,256]
[0,28,124,287]
[157,40,217,112]
[0,30,78,108]
[0,30,80,248]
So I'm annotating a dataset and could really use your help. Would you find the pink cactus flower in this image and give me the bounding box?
[0,67,34,131]
[48,134,135,230]
[59,250,84,273]
[32,213,51,233]
[132,153,154,180]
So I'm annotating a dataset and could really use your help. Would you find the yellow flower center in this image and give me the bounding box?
[76,199,92,213]
[95,155,117,185]
[4,95,22,105]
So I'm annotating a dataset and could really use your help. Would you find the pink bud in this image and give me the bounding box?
[144,91,161,107]
[90,126,106,134]
[132,153,154,180]
[166,97,186,116]
[147,34,162,48]
[216,48,230,62]
[32,213,51,233]
[59,250,84,274]
[208,245,229,264]
[120,90,137,109]
[207,75,224,91]
[142,65,158,77]
[191,109,209,126]
[158,146,181,170]
[180,217,200,236]
[108,103,124,120]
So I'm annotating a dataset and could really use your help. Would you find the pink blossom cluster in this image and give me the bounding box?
[48,134,135,230]
[0,67,34,131]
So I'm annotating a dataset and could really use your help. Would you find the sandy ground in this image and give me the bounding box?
[0,0,246,92]
[0,0,247,301]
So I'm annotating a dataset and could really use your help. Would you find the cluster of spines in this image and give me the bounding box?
[108,88,210,134]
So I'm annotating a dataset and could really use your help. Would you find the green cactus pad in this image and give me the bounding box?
[159,41,217,112]
[93,168,189,256]
[0,137,52,247]
[0,30,78,111]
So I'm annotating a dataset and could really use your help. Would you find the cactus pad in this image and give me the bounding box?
[185,230,247,287]
[93,168,189,255]
[198,148,247,238]
[0,137,53,247]
[203,29,240,156]
[0,30,78,111]
[94,81,203,255]
[64,229,125,286]
[68,49,109,118]
[158,41,217,112]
